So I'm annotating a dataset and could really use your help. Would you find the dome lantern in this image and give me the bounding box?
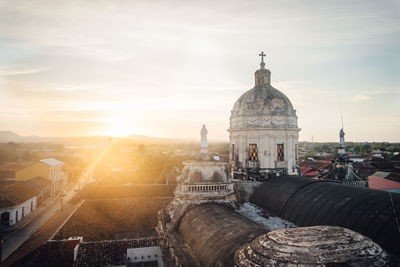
[255,51,271,86]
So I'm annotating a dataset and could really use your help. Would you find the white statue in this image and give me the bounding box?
[200,124,208,148]
[200,125,209,161]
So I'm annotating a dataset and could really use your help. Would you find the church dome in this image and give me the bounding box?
[229,56,298,130]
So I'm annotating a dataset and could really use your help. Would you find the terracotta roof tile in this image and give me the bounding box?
[16,240,73,267]
[76,238,159,266]
[25,176,52,190]
[0,170,15,178]
[368,176,400,190]
[17,238,160,266]
[0,182,39,208]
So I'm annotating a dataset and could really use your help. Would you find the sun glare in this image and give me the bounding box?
[106,125,133,137]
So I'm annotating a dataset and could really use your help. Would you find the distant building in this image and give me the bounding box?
[0,182,40,225]
[24,176,52,205]
[0,161,34,180]
[15,158,66,195]
[368,171,400,193]
[320,128,367,187]
[300,167,320,177]
[369,150,384,159]
[299,160,331,177]
[0,170,15,180]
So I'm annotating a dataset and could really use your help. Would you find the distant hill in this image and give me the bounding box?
[0,130,195,145]
[0,131,22,142]
[126,134,195,143]
[127,134,166,141]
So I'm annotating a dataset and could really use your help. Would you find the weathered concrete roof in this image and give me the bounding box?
[235,225,392,266]
[250,175,400,258]
[177,203,268,267]
[230,84,298,130]
[178,160,229,184]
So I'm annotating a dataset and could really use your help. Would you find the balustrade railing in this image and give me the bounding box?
[338,180,368,188]
[182,183,233,193]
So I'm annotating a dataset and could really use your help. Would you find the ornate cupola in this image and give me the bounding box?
[229,51,301,179]
[254,51,271,87]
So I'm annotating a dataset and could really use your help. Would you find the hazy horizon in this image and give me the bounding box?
[1,0,399,142]
[1,129,399,144]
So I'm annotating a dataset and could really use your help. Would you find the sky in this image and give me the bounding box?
[0,0,399,142]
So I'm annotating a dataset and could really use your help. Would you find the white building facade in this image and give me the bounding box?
[229,53,300,176]
[0,195,38,225]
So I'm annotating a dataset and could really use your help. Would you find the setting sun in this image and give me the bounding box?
[105,124,134,137]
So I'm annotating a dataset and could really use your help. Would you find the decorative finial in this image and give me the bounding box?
[259,51,266,69]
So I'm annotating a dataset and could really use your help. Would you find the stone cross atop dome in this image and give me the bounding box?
[259,51,266,69]
[255,51,271,87]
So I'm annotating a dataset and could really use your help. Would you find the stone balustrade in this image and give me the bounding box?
[339,180,368,188]
[182,183,233,193]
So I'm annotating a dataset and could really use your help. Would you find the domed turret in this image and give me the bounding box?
[230,53,298,130]
[228,52,300,177]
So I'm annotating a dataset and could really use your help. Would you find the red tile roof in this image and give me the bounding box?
[0,170,15,179]
[300,167,312,174]
[25,176,51,190]
[303,170,319,177]
[299,160,331,170]
[17,238,159,267]
[300,167,320,177]
[368,176,400,190]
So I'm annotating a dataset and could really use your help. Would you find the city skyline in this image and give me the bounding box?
[1,0,399,142]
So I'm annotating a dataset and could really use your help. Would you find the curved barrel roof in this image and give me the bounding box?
[250,176,400,257]
[177,203,267,267]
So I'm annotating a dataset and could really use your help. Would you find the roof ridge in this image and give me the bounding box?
[80,237,159,244]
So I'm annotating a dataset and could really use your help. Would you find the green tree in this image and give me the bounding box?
[303,152,315,159]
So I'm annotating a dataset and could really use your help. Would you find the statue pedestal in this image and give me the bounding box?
[201,147,209,161]
[167,160,239,227]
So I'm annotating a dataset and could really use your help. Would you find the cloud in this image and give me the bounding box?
[0,67,47,76]
[347,94,371,103]
[346,89,398,103]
